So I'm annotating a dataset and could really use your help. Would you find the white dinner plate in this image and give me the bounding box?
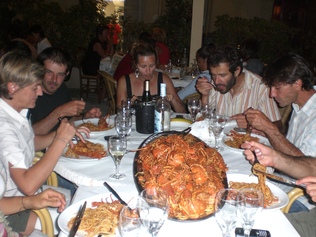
[222,132,271,153]
[74,116,115,139]
[60,139,108,161]
[170,118,192,131]
[58,192,135,237]
[227,173,289,210]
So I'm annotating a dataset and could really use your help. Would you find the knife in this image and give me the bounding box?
[253,169,306,188]
[103,181,129,206]
[68,201,87,237]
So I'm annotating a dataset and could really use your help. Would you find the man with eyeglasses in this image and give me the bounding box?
[28,47,101,134]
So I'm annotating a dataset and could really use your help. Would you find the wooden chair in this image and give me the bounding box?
[76,47,104,103]
[32,152,57,237]
[33,209,54,237]
[98,70,117,115]
[281,187,305,213]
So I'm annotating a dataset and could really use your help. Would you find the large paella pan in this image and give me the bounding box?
[133,131,228,221]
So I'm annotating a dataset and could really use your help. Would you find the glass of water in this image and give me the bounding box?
[115,114,132,137]
[209,114,227,150]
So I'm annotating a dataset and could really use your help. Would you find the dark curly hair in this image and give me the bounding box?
[207,45,242,75]
[263,53,315,90]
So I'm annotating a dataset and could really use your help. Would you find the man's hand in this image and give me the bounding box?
[196,76,213,96]
[241,141,277,167]
[297,176,316,202]
[230,113,247,128]
[243,108,273,132]
[57,100,86,117]
[84,108,102,119]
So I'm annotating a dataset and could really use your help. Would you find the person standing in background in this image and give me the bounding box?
[152,27,170,69]
[29,24,52,54]
[108,18,122,53]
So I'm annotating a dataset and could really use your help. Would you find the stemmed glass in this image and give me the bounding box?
[187,97,201,122]
[237,188,264,237]
[215,188,241,237]
[209,114,227,150]
[115,115,132,137]
[108,135,127,180]
[118,198,150,237]
[139,187,169,237]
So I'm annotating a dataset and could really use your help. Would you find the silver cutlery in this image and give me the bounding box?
[103,181,129,206]
[253,169,306,188]
[68,201,87,237]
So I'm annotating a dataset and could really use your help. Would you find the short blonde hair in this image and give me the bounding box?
[0,52,45,99]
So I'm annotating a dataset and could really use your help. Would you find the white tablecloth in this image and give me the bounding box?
[56,118,300,237]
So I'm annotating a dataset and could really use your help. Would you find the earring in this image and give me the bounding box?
[135,69,139,78]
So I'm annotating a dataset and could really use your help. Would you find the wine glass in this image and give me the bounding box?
[119,198,150,237]
[209,114,227,150]
[115,115,132,137]
[187,97,201,122]
[237,188,264,237]
[108,136,127,180]
[139,187,169,237]
[215,188,241,237]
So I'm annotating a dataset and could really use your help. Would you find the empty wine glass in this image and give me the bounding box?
[237,188,264,237]
[119,198,150,237]
[115,115,132,137]
[215,188,241,237]
[187,97,201,122]
[139,187,169,237]
[108,136,127,180]
[209,114,227,150]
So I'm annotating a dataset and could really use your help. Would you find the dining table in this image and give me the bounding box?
[56,115,300,237]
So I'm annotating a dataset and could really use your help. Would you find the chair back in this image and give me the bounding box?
[281,187,305,213]
[98,70,117,114]
[33,208,54,237]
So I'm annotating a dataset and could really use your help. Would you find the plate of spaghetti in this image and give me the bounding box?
[61,139,108,161]
[58,193,131,237]
[222,130,270,152]
[227,172,288,210]
[74,116,115,139]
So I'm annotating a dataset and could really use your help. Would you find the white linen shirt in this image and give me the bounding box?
[0,99,35,197]
[287,90,316,156]
[208,69,281,121]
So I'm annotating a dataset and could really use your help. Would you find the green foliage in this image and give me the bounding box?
[0,0,109,66]
[212,15,298,64]
[121,0,192,62]
[154,0,192,60]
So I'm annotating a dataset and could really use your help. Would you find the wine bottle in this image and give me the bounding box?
[154,83,171,132]
[142,80,152,102]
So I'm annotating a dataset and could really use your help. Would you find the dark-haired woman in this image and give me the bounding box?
[82,24,113,76]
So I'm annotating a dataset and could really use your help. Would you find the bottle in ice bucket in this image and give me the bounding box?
[154,83,171,132]
[135,80,155,134]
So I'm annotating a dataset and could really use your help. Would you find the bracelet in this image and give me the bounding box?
[21,196,27,210]
[54,137,68,144]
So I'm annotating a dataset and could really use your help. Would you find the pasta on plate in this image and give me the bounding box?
[224,130,260,149]
[67,200,124,237]
[64,140,106,159]
[229,163,279,208]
